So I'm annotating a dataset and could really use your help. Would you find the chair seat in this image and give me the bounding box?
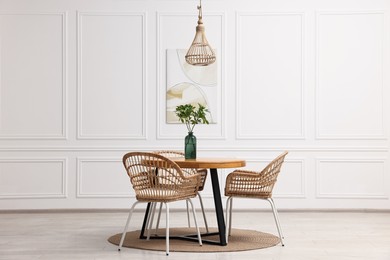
[225,190,271,199]
[136,188,196,202]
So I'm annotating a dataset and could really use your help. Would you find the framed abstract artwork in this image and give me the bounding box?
[166,49,217,124]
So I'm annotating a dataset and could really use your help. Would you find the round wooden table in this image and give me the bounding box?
[170,157,246,169]
[139,157,246,246]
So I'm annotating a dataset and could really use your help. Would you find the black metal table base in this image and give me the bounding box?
[139,168,227,246]
[140,231,224,245]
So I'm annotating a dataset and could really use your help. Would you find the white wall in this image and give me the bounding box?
[0,0,389,210]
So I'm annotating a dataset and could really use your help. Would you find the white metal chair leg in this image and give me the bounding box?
[165,203,170,256]
[187,199,203,246]
[229,197,233,237]
[118,201,140,251]
[268,198,285,246]
[225,197,231,243]
[186,200,191,228]
[197,192,209,233]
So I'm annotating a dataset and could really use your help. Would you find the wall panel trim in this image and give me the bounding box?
[0,12,68,140]
[0,158,67,199]
[76,12,147,140]
[0,146,388,152]
[235,12,306,140]
[315,157,387,199]
[76,157,133,198]
[315,11,387,140]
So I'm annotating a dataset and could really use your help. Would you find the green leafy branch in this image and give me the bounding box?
[175,104,210,133]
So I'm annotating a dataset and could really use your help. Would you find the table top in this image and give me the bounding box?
[169,157,246,169]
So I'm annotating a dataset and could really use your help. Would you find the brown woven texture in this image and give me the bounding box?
[225,152,288,199]
[122,152,200,203]
[108,228,280,252]
[153,150,208,191]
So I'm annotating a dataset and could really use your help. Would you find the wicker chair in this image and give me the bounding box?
[153,150,209,233]
[224,151,288,245]
[119,152,202,255]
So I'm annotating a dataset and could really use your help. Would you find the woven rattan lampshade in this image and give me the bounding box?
[185,0,216,66]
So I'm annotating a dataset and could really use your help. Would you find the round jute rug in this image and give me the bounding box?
[108,228,281,252]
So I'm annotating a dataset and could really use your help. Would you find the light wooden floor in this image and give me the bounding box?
[0,210,389,260]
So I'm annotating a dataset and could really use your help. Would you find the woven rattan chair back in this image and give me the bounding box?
[153,150,207,191]
[122,152,199,203]
[225,151,288,199]
[153,150,210,233]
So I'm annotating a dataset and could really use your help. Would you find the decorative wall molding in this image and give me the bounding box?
[156,12,227,140]
[76,12,147,140]
[236,12,306,140]
[316,158,387,199]
[0,12,68,140]
[0,1,389,210]
[315,11,386,140]
[0,158,67,199]
[0,146,388,152]
[77,157,133,198]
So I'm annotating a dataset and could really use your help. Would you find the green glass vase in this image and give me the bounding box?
[184,132,197,159]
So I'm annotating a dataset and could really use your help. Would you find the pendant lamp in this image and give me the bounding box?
[185,0,216,66]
